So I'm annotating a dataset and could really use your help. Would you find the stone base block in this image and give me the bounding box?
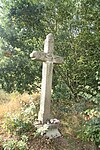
[34,118,61,139]
[45,128,61,139]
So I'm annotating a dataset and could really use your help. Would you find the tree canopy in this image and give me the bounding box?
[0,0,100,147]
[0,0,100,102]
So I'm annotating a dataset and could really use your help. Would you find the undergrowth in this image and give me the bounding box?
[0,90,98,149]
[2,100,37,150]
[0,91,40,150]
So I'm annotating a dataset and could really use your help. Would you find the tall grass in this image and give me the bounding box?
[0,90,40,119]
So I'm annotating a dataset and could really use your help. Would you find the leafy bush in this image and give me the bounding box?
[78,109,100,148]
[2,100,37,149]
[3,135,28,150]
[3,101,37,135]
[3,139,16,150]
[78,71,100,104]
[77,72,100,148]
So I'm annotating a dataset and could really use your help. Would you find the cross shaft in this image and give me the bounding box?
[30,33,64,123]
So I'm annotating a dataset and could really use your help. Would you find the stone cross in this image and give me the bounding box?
[30,33,64,123]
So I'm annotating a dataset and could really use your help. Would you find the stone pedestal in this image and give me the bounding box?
[34,118,61,139]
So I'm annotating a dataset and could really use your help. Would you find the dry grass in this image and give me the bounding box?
[0,100,20,119]
[0,90,40,119]
[0,90,97,150]
[0,90,10,104]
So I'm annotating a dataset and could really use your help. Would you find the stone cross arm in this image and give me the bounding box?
[30,51,64,64]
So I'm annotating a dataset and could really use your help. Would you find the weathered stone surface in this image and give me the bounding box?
[45,128,61,139]
[30,51,64,64]
[38,34,54,123]
[30,33,64,124]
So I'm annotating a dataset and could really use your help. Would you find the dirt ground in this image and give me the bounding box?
[0,129,97,150]
[28,135,97,150]
[0,92,99,150]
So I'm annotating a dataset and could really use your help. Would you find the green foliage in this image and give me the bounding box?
[3,135,28,150]
[2,100,37,149]
[0,0,44,93]
[78,109,100,148]
[78,71,100,104]
[0,2,100,149]
[3,101,37,135]
[0,50,41,93]
[16,139,28,150]
[3,139,17,150]
[35,124,49,137]
[77,72,100,148]
[0,0,100,100]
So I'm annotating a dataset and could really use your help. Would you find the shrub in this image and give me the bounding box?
[78,109,100,148]
[3,135,28,150]
[3,139,17,150]
[3,101,37,135]
[77,74,100,148]
[2,100,37,149]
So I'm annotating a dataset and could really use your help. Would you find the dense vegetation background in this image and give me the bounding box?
[0,0,100,149]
